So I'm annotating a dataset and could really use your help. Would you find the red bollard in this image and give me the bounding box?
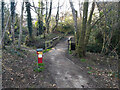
[35,48,44,72]
[36,49,43,64]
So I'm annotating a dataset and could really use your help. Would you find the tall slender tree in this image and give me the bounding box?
[38,0,44,35]
[40,0,44,34]
[52,1,59,31]
[69,0,78,53]
[79,0,82,19]
[1,0,4,36]
[84,2,95,47]
[26,1,33,39]
[77,1,89,57]
[10,0,15,47]
[37,0,41,35]
[45,0,52,34]
[18,2,24,49]
[1,0,5,48]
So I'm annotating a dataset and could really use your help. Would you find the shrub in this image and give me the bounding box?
[86,44,102,53]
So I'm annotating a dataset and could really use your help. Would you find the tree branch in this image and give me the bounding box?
[0,3,17,45]
[90,8,112,30]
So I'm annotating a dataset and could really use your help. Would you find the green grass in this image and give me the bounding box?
[69,51,72,54]
[88,66,92,70]
[80,59,86,62]
[33,53,37,56]
[34,67,44,72]
[43,50,46,53]
[43,48,52,53]
[38,63,45,66]
[88,71,92,74]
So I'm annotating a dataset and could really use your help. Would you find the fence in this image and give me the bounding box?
[45,36,61,49]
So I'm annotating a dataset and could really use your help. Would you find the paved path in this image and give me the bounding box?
[44,38,91,88]
[0,49,2,89]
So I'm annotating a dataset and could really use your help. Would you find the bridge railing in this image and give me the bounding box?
[45,36,62,49]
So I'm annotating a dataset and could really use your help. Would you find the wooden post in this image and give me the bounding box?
[69,39,71,51]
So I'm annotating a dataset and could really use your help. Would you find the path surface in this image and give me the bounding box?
[0,49,2,89]
[44,38,91,88]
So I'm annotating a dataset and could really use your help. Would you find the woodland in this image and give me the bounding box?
[1,0,120,88]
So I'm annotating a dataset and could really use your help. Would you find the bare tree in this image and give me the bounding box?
[10,0,15,48]
[45,0,52,34]
[40,0,44,34]
[37,0,44,35]
[18,2,24,49]
[85,2,95,47]
[26,1,33,38]
[1,0,5,48]
[52,1,59,31]
[77,1,89,57]
[79,0,82,19]
[69,0,77,35]
[1,0,4,36]
[69,0,78,53]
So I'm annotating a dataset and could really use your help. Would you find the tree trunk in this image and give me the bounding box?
[26,2,33,39]
[10,0,15,48]
[77,2,88,57]
[1,0,5,48]
[40,0,44,34]
[38,0,41,35]
[1,0,4,36]
[52,1,59,31]
[18,2,24,49]
[38,0,44,35]
[69,0,78,54]
[84,2,95,48]
[46,0,52,34]
[0,7,12,45]
[44,0,48,38]
[79,0,82,19]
